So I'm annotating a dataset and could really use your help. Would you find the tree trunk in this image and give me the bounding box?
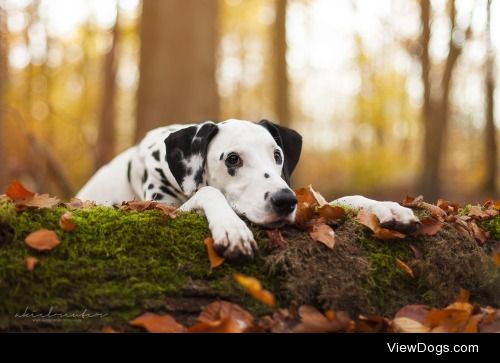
[0,2,8,191]
[274,0,290,126]
[135,0,219,141]
[484,0,498,194]
[95,9,120,170]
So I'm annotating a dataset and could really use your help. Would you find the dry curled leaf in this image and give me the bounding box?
[120,200,177,218]
[309,222,336,249]
[308,184,328,206]
[437,199,459,214]
[484,200,500,211]
[234,273,275,307]
[5,180,34,199]
[468,206,490,219]
[293,305,346,333]
[65,198,96,209]
[469,222,489,245]
[355,210,406,239]
[401,195,423,208]
[25,229,60,251]
[130,312,185,333]
[421,202,447,220]
[24,256,39,271]
[293,187,317,225]
[396,258,415,278]
[188,301,254,333]
[6,180,60,209]
[265,229,288,249]
[204,237,224,268]
[59,212,76,231]
[413,217,443,236]
[317,204,345,222]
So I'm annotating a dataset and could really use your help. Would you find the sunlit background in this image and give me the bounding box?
[0,0,498,203]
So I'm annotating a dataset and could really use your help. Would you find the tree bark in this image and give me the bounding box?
[484,0,498,194]
[0,1,8,191]
[274,0,290,126]
[135,0,219,141]
[95,9,120,170]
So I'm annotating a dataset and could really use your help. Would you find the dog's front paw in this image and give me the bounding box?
[369,202,420,234]
[209,216,258,260]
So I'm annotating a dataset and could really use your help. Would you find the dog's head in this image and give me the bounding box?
[164,119,302,226]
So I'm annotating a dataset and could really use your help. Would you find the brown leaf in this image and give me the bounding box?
[395,304,430,325]
[204,237,224,268]
[309,222,336,249]
[5,180,34,199]
[101,326,118,333]
[293,306,346,333]
[396,258,415,278]
[468,206,490,219]
[293,187,317,226]
[234,273,275,306]
[24,256,39,271]
[469,222,489,245]
[493,243,500,268]
[130,313,185,333]
[265,229,288,249]
[413,217,443,236]
[401,195,423,208]
[317,204,345,222]
[188,301,254,333]
[421,202,447,220]
[120,200,177,218]
[355,315,392,333]
[437,199,459,214]
[59,212,76,231]
[154,203,177,218]
[484,199,500,211]
[308,185,328,207]
[355,210,406,239]
[392,317,430,333]
[25,229,60,251]
[65,198,96,209]
[409,244,423,259]
[426,308,471,333]
[479,311,500,333]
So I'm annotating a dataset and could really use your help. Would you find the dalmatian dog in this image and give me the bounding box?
[77,119,419,259]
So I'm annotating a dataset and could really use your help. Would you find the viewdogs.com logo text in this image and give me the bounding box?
[15,306,109,322]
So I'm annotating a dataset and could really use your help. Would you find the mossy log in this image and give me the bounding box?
[0,197,498,332]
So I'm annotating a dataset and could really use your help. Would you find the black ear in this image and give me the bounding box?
[259,119,302,185]
[164,122,218,195]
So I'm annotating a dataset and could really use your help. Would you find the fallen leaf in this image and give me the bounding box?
[479,311,500,333]
[455,288,470,303]
[307,184,328,206]
[154,203,177,218]
[409,244,423,259]
[120,200,177,218]
[24,256,39,271]
[437,199,459,214]
[101,326,118,333]
[426,308,471,333]
[234,273,275,306]
[188,301,254,333]
[25,229,60,251]
[204,237,224,268]
[463,314,483,333]
[396,258,415,278]
[324,310,335,321]
[492,242,500,268]
[484,200,500,211]
[421,202,447,220]
[65,198,96,209]
[392,317,430,333]
[395,304,430,325]
[5,180,34,199]
[468,206,490,219]
[130,312,185,333]
[294,187,317,226]
[413,217,443,236]
[401,195,423,208]
[265,229,288,249]
[59,212,76,231]
[355,315,392,333]
[469,222,489,245]
[293,305,345,333]
[309,222,336,249]
[317,204,345,222]
[355,210,406,239]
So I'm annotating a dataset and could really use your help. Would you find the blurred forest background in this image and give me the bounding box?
[0,0,498,203]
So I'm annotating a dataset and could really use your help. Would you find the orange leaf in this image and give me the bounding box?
[355,210,406,240]
[413,217,443,236]
[309,222,336,249]
[421,202,447,219]
[437,199,459,214]
[188,301,254,333]
[294,187,317,226]
[130,312,185,333]
[204,237,224,268]
[493,253,500,268]
[234,273,276,306]
[265,229,288,249]
[426,309,471,332]
[396,258,415,278]
[59,212,76,231]
[5,180,34,199]
[24,256,39,271]
[401,195,423,208]
[101,326,118,333]
[317,204,345,222]
[455,288,470,303]
[25,229,60,251]
[293,305,344,333]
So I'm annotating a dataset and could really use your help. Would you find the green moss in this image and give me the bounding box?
[481,217,500,241]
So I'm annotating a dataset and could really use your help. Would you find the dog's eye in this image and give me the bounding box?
[225,153,242,168]
[274,150,282,164]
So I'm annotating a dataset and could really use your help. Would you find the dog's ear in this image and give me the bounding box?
[259,119,302,185]
[164,122,218,195]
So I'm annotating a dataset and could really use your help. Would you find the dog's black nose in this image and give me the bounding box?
[270,189,297,216]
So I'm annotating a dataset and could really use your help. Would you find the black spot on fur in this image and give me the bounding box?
[264,173,270,179]
[142,170,148,184]
[264,192,270,200]
[194,168,204,186]
[148,184,154,190]
[152,193,164,201]
[160,186,177,198]
[220,153,224,161]
[155,168,167,180]
[152,150,160,161]
[186,167,193,176]
[227,168,236,177]
[127,161,132,183]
